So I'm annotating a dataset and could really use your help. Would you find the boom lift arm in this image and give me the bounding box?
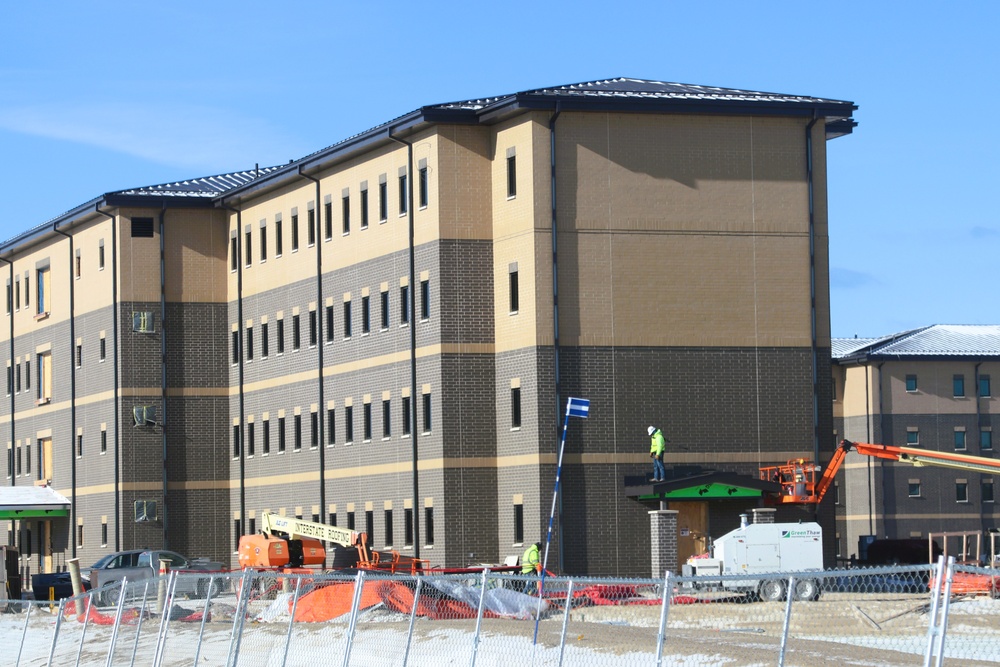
[761,439,1000,505]
[238,511,369,570]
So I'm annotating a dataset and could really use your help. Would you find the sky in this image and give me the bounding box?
[1,2,997,338]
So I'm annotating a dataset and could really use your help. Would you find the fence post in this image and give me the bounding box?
[105,577,129,667]
[193,574,218,666]
[933,556,956,667]
[128,580,152,667]
[402,577,423,667]
[777,576,795,667]
[557,578,575,667]
[152,571,179,667]
[923,555,946,667]
[75,595,94,667]
[470,568,490,667]
[342,569,367,667]
[46,598,66,666]
[15,600,32,667]
[281,576,303,667]
[655,571,672,667]
[227,568,255,667]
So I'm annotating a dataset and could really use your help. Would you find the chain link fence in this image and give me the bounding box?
[2,559,998,666]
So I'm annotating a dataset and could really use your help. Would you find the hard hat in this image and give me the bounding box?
[647,426,656,435]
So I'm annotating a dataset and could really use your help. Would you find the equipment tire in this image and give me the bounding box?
[197,578,224,600]
[793,578,820,601]
[98,585,120,608]
[758,579,786,602]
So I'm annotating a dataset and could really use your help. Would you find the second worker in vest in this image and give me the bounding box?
[521,542,542,593]
[649,426,667,482]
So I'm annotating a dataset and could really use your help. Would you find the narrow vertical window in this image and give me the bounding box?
[15,364,20,393]
[422,393,432,433]
[275,216,284,256]
[260,224,267,262]
[905,374,918,392]
[307,207,316,246]
[76,343,82,368]
[326,200,335,240]
[360,186,369,229]
[230,235,238,271]
[361,296,370,334]
[75,252,82,279]
[954,430,967,451]
[983,480,995,503]
[233,424,240,458]
[244,229,252,266]
[234,520,241,551]
[24,358,29,389]
[398,171,408,215]
[309,310,318,347]
[101,429,107,454]
[76,433,83,458]
[261,322,269,358]
[310,411,318,448]
[102,522,108,546]
[232,330,239,365]
[363,402,372,441]
[100,337,106,361]
[514,503,524,543]
[292,314,301,351]
[325,305,334,343]
[343,300,352,338]
[36,266,50,315]
[345,406,354,443]
[506,150,517,198]
[347,511,355,530]
[980,375,992,397]
[291,214,300,252]
[378,179,388,221]
[277,318,285,354]
[246,326,254,361]
[36,352,51,401]
[294,414,302,451]
[400,285,410,324]
[247,422,255,457]
[382,399,391,438]
[402,396,411,436]
[99,240,105,270]
[420,279,430,320]
[511,387,521,429]
[418,163,428,208]
[341,194,350,235]
[956,481,969,503]
[404,508,413,547]
[425,507,434,546]
[77,523,84,548]
[262,419,270,455]
[380,291,389,330]
[15,280,20,310]
[954,375,965,397]
[278,417,286,452]
[509,268,519,313]
[384,509,393,547]
[982,429,993,451]
[327,408,336,445]
[365,510,374,547]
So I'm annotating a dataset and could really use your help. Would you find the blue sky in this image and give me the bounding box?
[1,2,996,338]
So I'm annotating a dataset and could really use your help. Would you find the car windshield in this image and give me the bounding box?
[90,554,117,569]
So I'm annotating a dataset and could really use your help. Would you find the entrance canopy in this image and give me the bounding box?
[623,471,782,502]
[0,485,71,519]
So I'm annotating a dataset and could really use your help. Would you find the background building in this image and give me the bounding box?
[2,78,856,583]
[833,325,1000,560]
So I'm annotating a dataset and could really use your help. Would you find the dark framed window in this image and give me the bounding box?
[378,181,388,221]
[362,296,370,334]
[400,285,410,324]
[980,375,992,397]
[233,520,241,551]
[294,414,302,451]
[380,291,389,329]
[360,188,369,229]
[402,396,411,436]
[245,229,252,266]
[382,399,391,438]
[982,429,993,450]
[76,433,82,458]
[418,166,428,208]
[309,310,318,347]
[425,507,434,546]
[956,481,969,503]
[327,408,336,445]
[954,430,967,450]
[292,314,301,351]
[347,511,355,530]
[509,270,519,312]
[422,393,432,433]
[76,343,82,368]
[345,406,354,443]
[908,482,921,497]
[420,280,430,320]
[291,214,299,252]
[906,430,919,445]
[230,235,238,271]
[954,375,965,398]
[326,201,334,240]
[366,510,374,547]
[247,422,255,457]
[262,322,269,358]
[99,242,105,270]
[24,358,29,389]
[514,503,524,544]
[307,208,316,246]
[905,374,918,392]
[233,424,241,458]
[341,196,349,235]
[384,509,393,547]
[262,419,270,455]
[100,337,106,361]
[326,306,334,343]
[231,330,239,365]
[984,480,995,503]
[398,173,408,214]
[101,429,107,454]
[363,403,372,441]
[275,217,284,256]
[343,301,352,338]
[310,412,319,448]
[404,508,413,546]
[507,154,517,198]
[511,387,521,429]
[102,522,108,546]
[246,326,254,361]
[277,319,285,354]
[278,417,286,453]
[260,225,267,262]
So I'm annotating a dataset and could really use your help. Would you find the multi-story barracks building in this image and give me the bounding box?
[1,78,857,582]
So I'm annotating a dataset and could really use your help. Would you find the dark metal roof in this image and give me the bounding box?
[833,325,1000,361]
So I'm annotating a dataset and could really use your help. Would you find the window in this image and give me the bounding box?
[984,480,995,503]
[309,310,317,347]
[260,224,268,262]
[75,252,81,279]
[982,429,993,451]
[908,481,922,498]
[262,419,270,455]
[954,374,965,398]
[906,429,919,446]
[366,510,374,547]
[15,279,20,310]
[382,399,391,438]
[345,406,354,443]
[277,318,285,354]
[102,522,108,547]
[294,414,302,451]
[956,481,969,503]
[230,235,238,271]
[380,291,389,330]
[905,375,917,392]
[980,375,992,398]
[233,520,241,552]
[245,229,252,266]
[360,187,369,229]
[341,196,349,235]
[76,433,83,458]
[310,411,318,448]
[507,153,517,198]
[362,296,370,334]
[422,393,432,433]
[514,503,524,544]
[418,166,428,208]
[307,208,316,246]
[400,285,410,324]
[100,337,106,362]
[343,300,352,338]
[278,417,286,453]
[101,429,107,454]
[398,172,408,215]
[425,507,434,546]
[326,200,335,239]
[233,424,240,458]
[77,523,84,548]
[384,509,393,547]
[291,214,300,252]
[4,282,9,314]
[99,241,105,270]
[329,512,337,527]
[247,422,255,457]
[36,352,51,403]
[131,217,154,237]
[404,508,413,547]
[24,358,29,389]
[5,366,10,396]
[511,387,521,429]
[402,396,411,436]
[954,429,967,451]
[420,279,430,320]
[509,270,519,313]
[363,402,372,441]
[327,408,335,445]
[378,180,388,221]
[246,326,254,361]
[36,266,50,315]
[14,363,20,393]
[262,322,269,358]
[232,330,239,365]
[292,314,301,351]
[276,216,284,256]
[325,305,334,343]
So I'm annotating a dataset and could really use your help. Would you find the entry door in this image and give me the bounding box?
[669,502,709,567]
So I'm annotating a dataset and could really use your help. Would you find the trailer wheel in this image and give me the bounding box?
[98,585,121,608]
[758,579,786,602]
[793,578,821,601]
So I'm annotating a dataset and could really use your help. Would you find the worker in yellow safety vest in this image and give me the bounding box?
[649,426,667,482]
[521,542,541,592]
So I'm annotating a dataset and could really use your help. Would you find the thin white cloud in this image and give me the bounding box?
[0,102,305,172]
[830,266,878,290]
[970,225,998,240]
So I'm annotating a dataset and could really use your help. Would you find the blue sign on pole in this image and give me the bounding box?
[566,397,590,419]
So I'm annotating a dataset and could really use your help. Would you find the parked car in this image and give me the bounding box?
[84,550,227,606]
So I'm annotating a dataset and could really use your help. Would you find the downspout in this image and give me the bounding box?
[221,204,246,543]
[548,104,563,572]
[51,223,78,557]
[863,360,873,537]
[158,208,168,547]
[297,167,327,523]
[974,361,982,443]
[388,129,420,559]
[1,257,13,493]
[805,115,820,467]
[95,206,122,550]
[875,361,886,537]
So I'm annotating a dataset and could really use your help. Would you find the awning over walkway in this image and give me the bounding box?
[0,485,71,519]
[623,472,782,501]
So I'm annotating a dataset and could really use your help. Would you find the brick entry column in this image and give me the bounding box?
[751,508,776,524]
[649,509,679,577]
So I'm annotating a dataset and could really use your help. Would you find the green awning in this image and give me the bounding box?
[0,485,71,520]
